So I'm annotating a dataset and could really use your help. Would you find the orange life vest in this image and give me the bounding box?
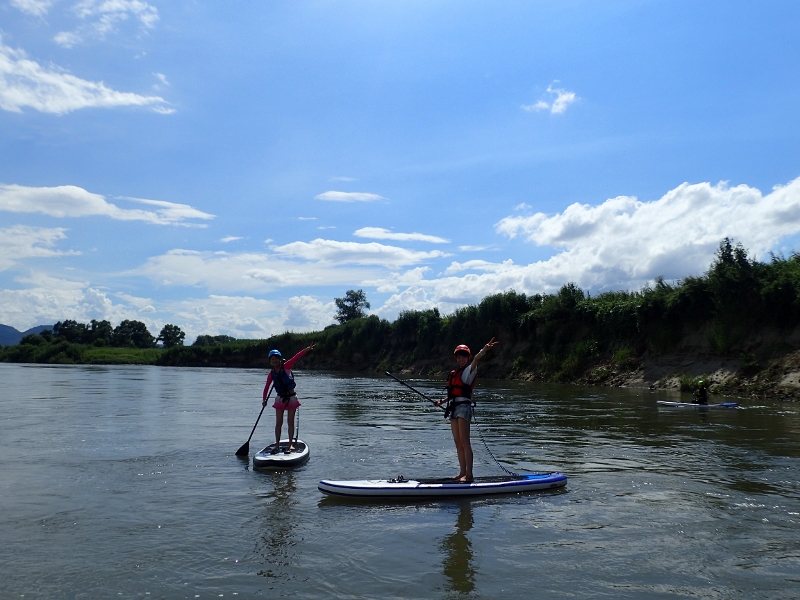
[446,367,475,400]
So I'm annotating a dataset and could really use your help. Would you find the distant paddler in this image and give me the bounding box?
[263,343,315,453]
[692,379,709,405]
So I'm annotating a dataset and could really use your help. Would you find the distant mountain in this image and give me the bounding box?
[0,324,55,346]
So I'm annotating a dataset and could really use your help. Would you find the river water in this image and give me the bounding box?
[1,363,798,599]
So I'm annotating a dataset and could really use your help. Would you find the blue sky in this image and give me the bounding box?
[1,0,799,341]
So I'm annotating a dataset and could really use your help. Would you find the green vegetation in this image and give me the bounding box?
[334,289,371,324]
[3,240,800,393]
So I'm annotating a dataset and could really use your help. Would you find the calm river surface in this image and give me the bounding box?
[1,363,799,599]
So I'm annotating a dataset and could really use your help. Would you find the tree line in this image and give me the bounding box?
[3,240,800,392]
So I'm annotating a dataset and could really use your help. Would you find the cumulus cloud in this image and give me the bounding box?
[522,84,577,115]
[134,249,381,292]
[163,294,336,340]
[495,178,800,286]
[0,274,152,331]
[371,177,800,319]
[54,0,160,48]
[0,184,214,225]
[271,238,448,267]
[315,191,385,202]
[220,236,243,243]
[0,225,79,271]
[283,295,336,330]
[10,0,53,16]
[0,41,170,114]
[353,227,450,244]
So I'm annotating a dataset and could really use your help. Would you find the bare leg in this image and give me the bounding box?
[450,418,467,480]
[274,410,284,449]
[453,417,473,482]
[287,410,296,450]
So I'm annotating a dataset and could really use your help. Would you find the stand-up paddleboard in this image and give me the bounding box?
[318,472,567,499]
[253,439,310,469]
[657,400,739,408]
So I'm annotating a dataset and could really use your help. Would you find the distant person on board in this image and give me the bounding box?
[263,344,315,453]
[692,379,709,405]
[434,338,499,483]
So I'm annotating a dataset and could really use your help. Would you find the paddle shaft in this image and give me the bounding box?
[385,371,445,412]
[235,384,274,456]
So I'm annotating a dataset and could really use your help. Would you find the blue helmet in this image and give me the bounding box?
[268,349,282,358]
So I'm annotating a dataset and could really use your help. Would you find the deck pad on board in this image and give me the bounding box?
[253,439,310,468]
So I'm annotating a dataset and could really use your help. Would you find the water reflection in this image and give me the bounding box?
[255,471,300,580]
[440,501,476,594]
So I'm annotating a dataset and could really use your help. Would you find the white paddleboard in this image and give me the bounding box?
[253,439,310,469]
[318,472,567,498]
[657,400,739,408]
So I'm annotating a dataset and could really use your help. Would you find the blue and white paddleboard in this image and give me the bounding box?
[318,472,567,498]
[657,400,739,408]
[253,439,310,469]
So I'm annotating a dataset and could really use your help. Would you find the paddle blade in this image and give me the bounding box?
[235,441,249,457]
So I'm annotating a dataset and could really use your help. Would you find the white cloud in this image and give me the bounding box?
[271,238,448,267]
[330,176,357,182]
[0,274,150,331]
[372,287,439,321]
[0,184,214,225]
[166,294,335,340]
[220,236,243,243]
[0,41,170,114]
[297,216,317,221]
[133,249,382,292]
[371,177,800,319]
[458,245,489,252]
[283,295,336,330]
[0,225,79,271]
[353,227,450,244]
[315,191,385,203]
[10,0,53,16]
[54,0,160,47]
[522,84,577,115]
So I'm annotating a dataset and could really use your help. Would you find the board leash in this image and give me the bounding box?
[472,407,519,477]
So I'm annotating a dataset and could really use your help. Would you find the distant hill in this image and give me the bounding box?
[0,324,54,346]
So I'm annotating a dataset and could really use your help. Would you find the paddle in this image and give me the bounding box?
[385,371,446,412]
[235,384,274,457]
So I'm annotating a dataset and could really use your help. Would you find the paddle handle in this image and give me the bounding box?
[385,372,445,412]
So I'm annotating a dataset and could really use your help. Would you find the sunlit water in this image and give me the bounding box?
[1,363,799,599]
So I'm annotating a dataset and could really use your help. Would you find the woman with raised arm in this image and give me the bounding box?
[434,338,499,482]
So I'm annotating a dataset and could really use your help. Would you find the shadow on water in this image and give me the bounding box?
[440,500,476,595]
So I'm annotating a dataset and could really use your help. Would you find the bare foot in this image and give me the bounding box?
[458,476,474,483]
[453,474,466,480]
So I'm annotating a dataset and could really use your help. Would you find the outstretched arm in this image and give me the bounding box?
[284,343,316,370]
[470,337,499,370]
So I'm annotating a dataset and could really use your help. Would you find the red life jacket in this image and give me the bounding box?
[446,367,475,400]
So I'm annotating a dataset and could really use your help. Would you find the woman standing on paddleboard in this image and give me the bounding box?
[434,338,499,482]
[263,343,315,453]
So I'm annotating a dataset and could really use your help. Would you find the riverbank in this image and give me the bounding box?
[4,241,799,401]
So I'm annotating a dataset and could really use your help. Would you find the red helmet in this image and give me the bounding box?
[453,344,471,358]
